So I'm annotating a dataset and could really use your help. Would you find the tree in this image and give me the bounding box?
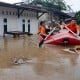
[75,11,80,25]
[42,0,67,11]
[24,0,67,11]
[24,0,70,21]
[52,0,67,10]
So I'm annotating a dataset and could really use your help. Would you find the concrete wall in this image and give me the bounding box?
[39,13,59,22]
[39,13,49,21]
[0,7,38,36]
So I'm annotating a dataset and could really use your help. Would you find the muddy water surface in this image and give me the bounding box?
[0,35,80,80]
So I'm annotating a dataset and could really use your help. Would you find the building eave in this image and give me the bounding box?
[0,2,47,13]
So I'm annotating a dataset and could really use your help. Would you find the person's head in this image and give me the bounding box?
[71,18,77,25]
[47,21,52,27]
[40,21,45,26]
[56,23,61,28]
[60,21,66,25]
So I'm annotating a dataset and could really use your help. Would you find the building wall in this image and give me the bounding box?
[0,7,38,36]
[39,13,59,21]
[18,11,38,34]
[39,13,49,21]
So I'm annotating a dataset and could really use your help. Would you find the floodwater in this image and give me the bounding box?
[0,35,80,80]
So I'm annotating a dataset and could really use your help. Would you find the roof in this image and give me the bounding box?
[44,8,71,18]
[0,2,47,13]
[0,2,72,18]
[53,10,72,18]
[67,12,75,17]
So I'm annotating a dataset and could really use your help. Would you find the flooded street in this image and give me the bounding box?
[0,35,80,80]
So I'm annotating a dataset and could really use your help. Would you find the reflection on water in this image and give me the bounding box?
[0,35,80,80]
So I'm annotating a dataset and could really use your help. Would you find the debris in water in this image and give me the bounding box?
[69,48,76,52]
[63,48,80,54]
[75,46,80,50]
[12,57,32,65]
[13,58,24,65]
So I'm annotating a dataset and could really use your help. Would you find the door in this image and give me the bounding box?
[28,19,30,34]
[22,19,25,32]
[3,18,7,33]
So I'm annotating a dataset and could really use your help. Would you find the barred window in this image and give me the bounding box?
[13,12,15,15]
[28,20,30,23]
[2,11,4,15]
[22,19,25,23]
[6,11,8,15]
[3,18,7,23]
[9,11,11,15]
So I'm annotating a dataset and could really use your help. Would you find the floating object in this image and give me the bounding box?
[13,58,25,65]
[13,57,31,65]
[63,48,77,54]
[63,47,80,54]
[75,46,80,50]
[39,30,80,45]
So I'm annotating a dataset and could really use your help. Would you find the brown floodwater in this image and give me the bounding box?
[0,35,80,80]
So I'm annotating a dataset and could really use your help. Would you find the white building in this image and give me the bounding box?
[0,2,46,36]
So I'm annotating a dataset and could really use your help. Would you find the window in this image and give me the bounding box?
[6,11,8,15]
[4,18,7,23]
[13,12,15,15]
[28,20,30,23]
[9,11,11,15]
[22,19,25,23]
[2,11,4,15]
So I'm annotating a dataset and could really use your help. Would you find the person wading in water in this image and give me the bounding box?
[39,21,47,39]
[38,21,47,47]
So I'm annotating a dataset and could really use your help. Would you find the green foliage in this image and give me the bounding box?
[75,11,80,25]
[31,0,67,11]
